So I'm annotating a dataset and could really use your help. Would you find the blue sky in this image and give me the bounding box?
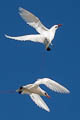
[0,0,80,119]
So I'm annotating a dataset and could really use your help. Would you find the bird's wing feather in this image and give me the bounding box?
[5,34,45,43]
[30,93,50,112]
[19,7,48,34]
[34,78,70,93]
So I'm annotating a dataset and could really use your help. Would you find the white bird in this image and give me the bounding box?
[16,78,70,112]
[5,7,62,51]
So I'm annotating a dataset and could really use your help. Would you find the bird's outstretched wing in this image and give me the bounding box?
[5,34,45,43]
[34,78,70,93]
[19,7,48,34]
[29,93,50,112]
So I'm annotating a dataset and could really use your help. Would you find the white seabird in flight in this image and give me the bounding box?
[5,7,62,51]
[16,78,70,112]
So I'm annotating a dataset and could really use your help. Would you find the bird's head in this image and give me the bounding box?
[51,24,62,31]
[44,92,51,98]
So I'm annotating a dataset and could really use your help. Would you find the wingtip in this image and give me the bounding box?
[4,34,13,39]
[18,7,25,16]
[19,7,25,12]
[5,34,8,38]
[19,7,22,11]
[67,89,70,94]
[63,89,70,94]
[47,109,50,112]
[45,106,50,112]
[45,108,50,112]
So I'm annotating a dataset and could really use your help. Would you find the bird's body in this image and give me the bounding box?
[5,7,62,51]
[16,78,70,112]
[20,85,45,96]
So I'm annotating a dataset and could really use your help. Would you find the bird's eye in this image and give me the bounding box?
[55,26,58,28]
[45,92,47,95]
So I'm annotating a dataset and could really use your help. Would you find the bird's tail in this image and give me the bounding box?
[0,90,16,94]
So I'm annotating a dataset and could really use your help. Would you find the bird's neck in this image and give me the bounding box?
[50,26,56,33]
[49,27,56,41]
[38,87,45,96]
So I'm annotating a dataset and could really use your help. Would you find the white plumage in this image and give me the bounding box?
[5,7,62,51]
[16,78,70,112]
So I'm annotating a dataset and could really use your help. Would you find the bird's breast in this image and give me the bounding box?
[28,87,43,95]
[43,31,54,43]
